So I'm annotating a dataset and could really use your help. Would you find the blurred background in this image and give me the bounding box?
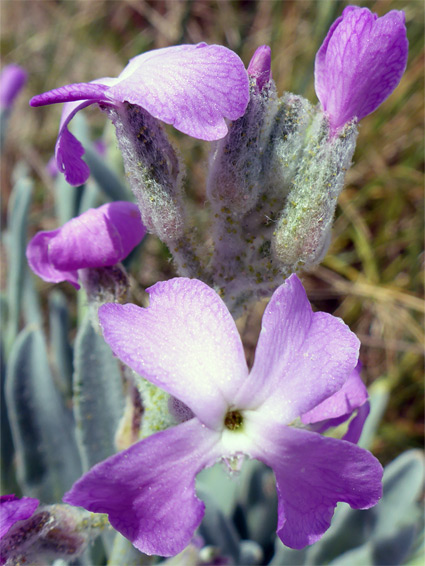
[1,0,423,469]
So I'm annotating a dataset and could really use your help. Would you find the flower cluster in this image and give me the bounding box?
[20,3,408,561]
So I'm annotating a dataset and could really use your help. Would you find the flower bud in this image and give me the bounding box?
[272,112,358,271]
[207,47,276,216]
[105,103,187,245]
[315,6,408,134]
[247,45,272,92]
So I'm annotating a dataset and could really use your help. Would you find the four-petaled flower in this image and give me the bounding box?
[26,201,146,289]
[29,44,250,186]
[64,274,383,556]
[315,6,408,133]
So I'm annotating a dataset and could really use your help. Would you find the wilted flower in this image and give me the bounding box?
[26,201,146,289]
[30,44,250,185]
[0,495,39,540]
[0,496,108,565]
[315,6,408,133]
[63,274,382,556]
[1,495,39,565]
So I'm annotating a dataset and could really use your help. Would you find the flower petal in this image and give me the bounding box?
[301,362,367,424]
[29,83,109,107]
[55,106,92,185]
[301,363,370,444]
[107,43,250,141]
[26,202,145,287]
[343,401,370,444]
[0,64,27,110]
[249,422,383,549]
[26,229,80,288]
[50,201,145,270]
[235,274,359,423]
[63,419,221,556]
[98,278,249,429]
[315,7,408,132]
[54,83,114,186]
[31,81,115,186]
[0,495,39,538]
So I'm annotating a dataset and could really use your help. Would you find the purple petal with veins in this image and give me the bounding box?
[108,43,249,141]
[315,6,408,132]
[26,201,145,288]
[29,83,109,107]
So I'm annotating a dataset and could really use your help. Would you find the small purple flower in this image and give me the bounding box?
[247,45,272,91]
[315,6,408,133]
[30,44,250,186]
[63,274,382,556]
[26,201,146,289]
[0,65,28,111]
[0,495,39,540]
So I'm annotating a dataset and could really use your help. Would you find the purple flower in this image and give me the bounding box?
[26,201,146,289]
[247,45,272,91]
[315,6,408,133]
[0,65,27,110]
[63,274,383,556]
[0,495,39,540]
[29,44,250,186]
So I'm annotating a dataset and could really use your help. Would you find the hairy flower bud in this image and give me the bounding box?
[105,103,186,245]
[272,113,358,271]
[206,91,316,313]
[207,54,276,216]
[260,93,313,200]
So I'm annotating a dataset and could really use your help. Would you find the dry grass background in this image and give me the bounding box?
[1,0,424,464]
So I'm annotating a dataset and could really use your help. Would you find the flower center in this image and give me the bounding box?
[224,410,243,431]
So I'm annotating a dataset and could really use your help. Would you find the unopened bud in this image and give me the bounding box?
[79,264,130,332]
[80,264,129,305]
[247,45,272,92]
[130,372,178,440]
[207,65,276,215]
[272,114,358,271]
[261,92,313,200]
[104,103,186,245]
